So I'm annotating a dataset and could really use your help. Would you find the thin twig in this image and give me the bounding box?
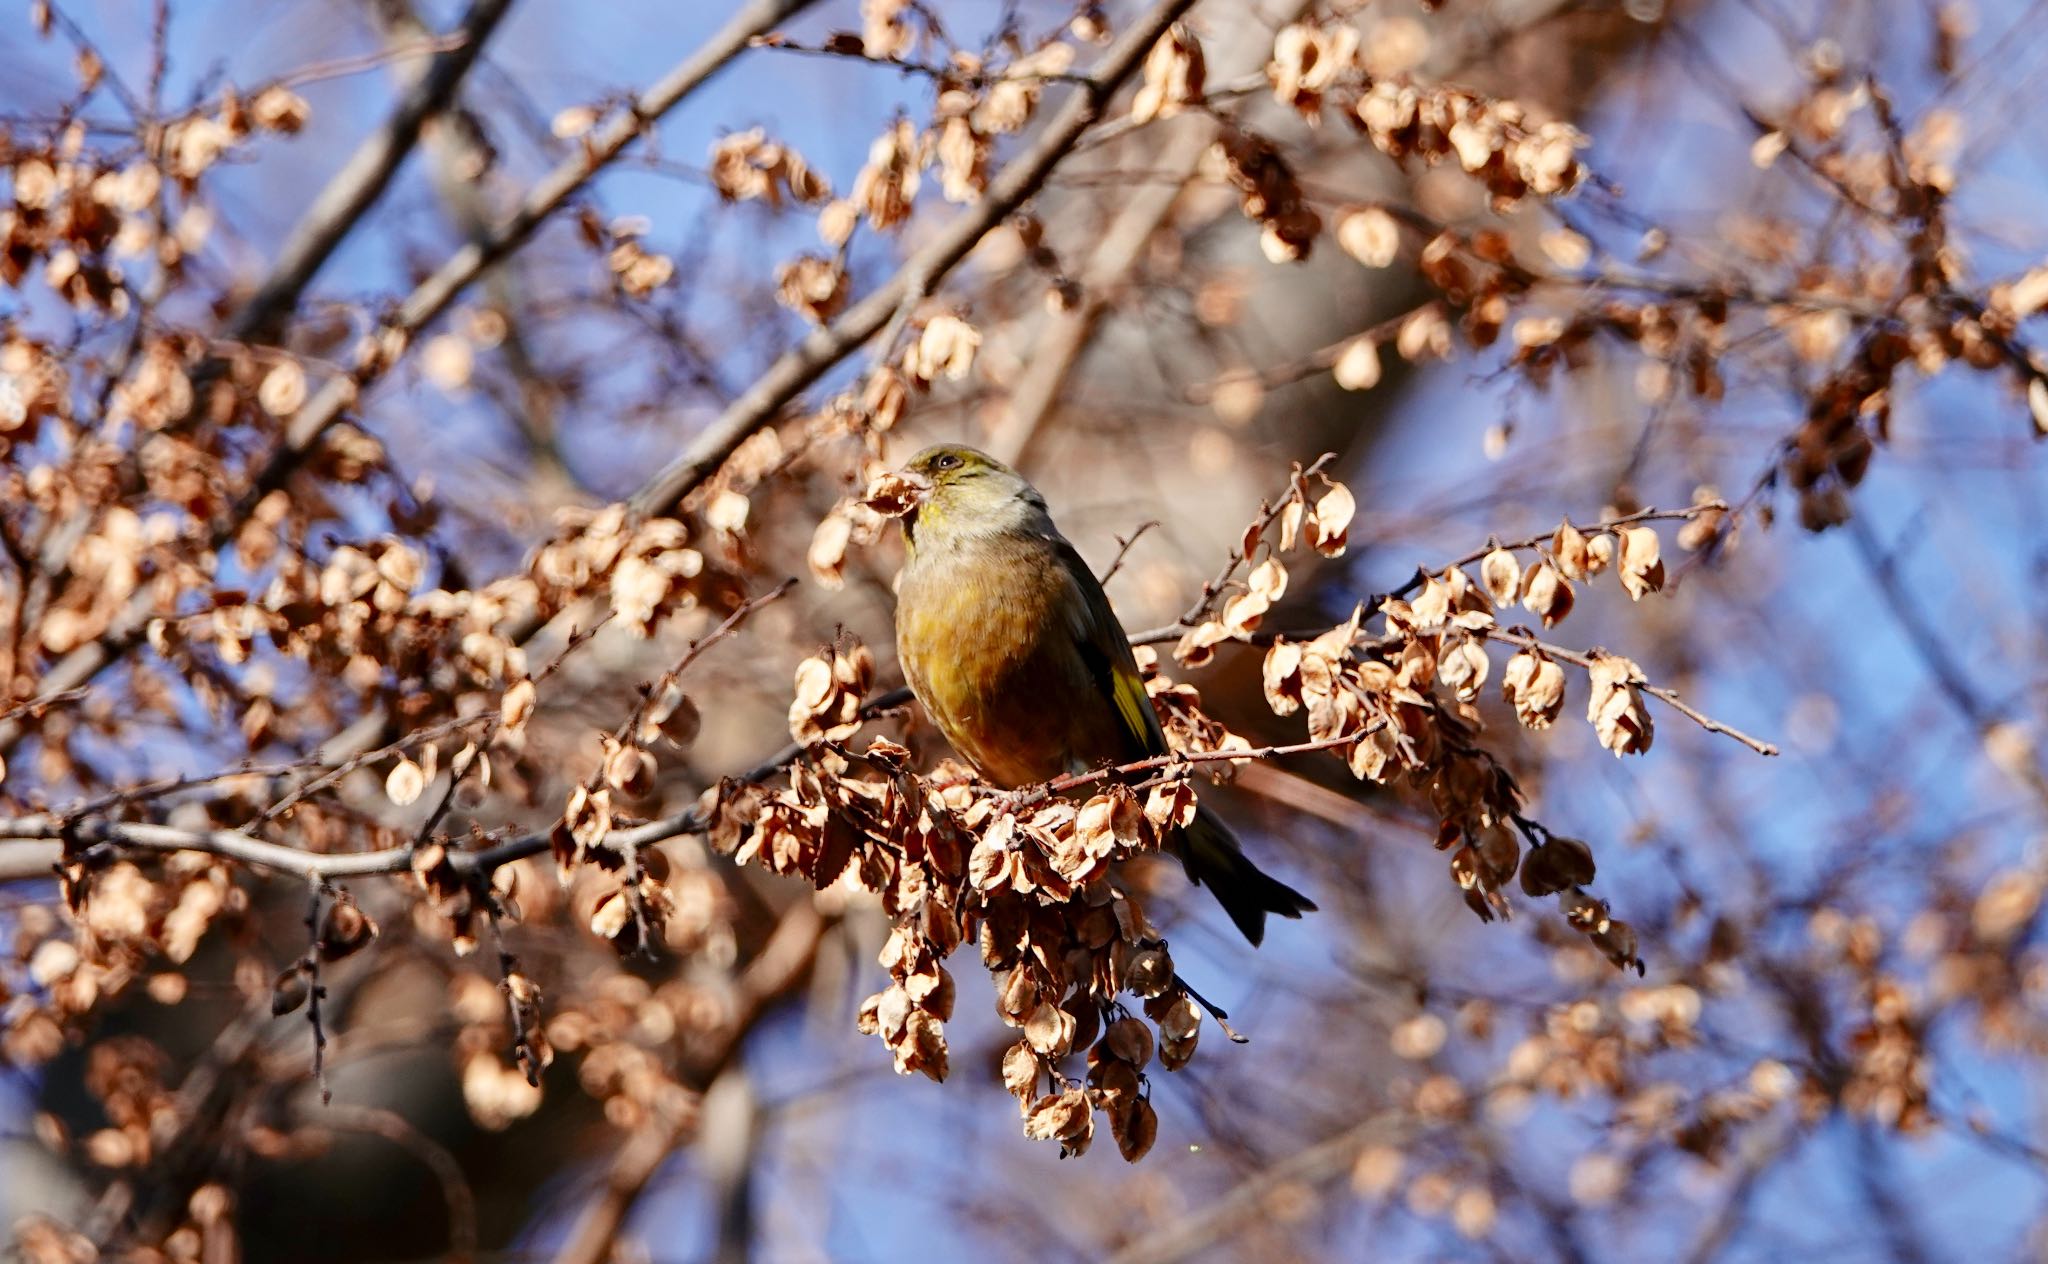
[620,0,1203,521]
[580,578,797,952]
[1124,453,1338,644]
[230,0,515,342]
[1183,298,1437,404]
[0,686,88,724]
[1844,513,2048,811]
[1385,501,1731,602]
[178,35,472,126]
[317,1104,478,1263]
[1178,451,1337,627]
[985,112,1222,465]
[254,711,497,828]
[40,2,150,121]
[302,881,332,1105]
[1100,1107,1423,1264]
[0,0,821,759]
[1479,626,1780,756]
[748,35,1093,86]
[549,900,833,1264]
[1009,735,1361,812]
[484,910,543,1086]
[1124,500,1732,646]
[1098,520,1161,585]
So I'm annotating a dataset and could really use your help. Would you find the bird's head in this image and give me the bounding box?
[891,444,1046,551]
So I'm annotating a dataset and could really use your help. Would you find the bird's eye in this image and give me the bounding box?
[933,453,963,471]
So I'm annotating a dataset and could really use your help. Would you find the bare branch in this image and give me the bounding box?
[1389,502,1732,601]
[986,0,1314,467]
[984,115,1216,467]
[747,35,1094,86]
[228,0,517,343]
[0,0,822,758]
[620,0,1205,520]
[1127,500,1731,645]
[291,0,1202,776]
[317,1104,479,1264]
[1124,453,1339,644]
[1098,519,1162,586]
[1480,627,1781,757]
[1101,1110,1415,1264]
[0,713,1354,885]
[0,581,799,883]
[1009,733,1363,811]
[549,900,832,1264]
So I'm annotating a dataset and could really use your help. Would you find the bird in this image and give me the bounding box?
[888,443,1316,945]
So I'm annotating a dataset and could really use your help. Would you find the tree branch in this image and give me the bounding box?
[1100,1110,1413,1264]
[984,0,1313,467]
[1479,627,1780,756]
[23,0,514,605]
[297,0,1203,779]
[0,711,1351,884]
[548,900,832,1264]
[1124,453,1339,645]
[619,0,1204,520]
[1126,500,1732,645]
[228,0,516,342]
[317,1104,479,1264]
[984,114,1218,467]
[0,0,822,758]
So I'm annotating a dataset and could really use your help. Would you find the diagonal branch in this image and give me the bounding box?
[300,0,1201,772]
[0,0,821,757]
[1101,1109,1415,1264]
[620,0,1204,519]
[982,114,1217,467]
[317,1104,479,1264]
[548,899,832,1264]
[982,0,1319,468]
[1479,627,1780,756]
[17,0,516,640]
[228,0,516,343]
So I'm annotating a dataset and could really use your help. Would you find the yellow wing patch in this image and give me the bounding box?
[1107,661,1158,754]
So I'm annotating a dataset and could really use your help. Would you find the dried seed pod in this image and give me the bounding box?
[1124,946,1174,998]
[1519,558,1574,627]
[1616,526,1665,600]
[270,964,311,1016]
[1519,836,1598,896]
[1480,548,1521,605]
[317,894,377,961]
[1106,1016,1156,1067]
[1113,1096,1159,1162]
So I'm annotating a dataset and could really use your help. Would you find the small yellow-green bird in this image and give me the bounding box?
[890,443,1315,945]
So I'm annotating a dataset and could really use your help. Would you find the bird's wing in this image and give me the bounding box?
[1050,536,1169,762]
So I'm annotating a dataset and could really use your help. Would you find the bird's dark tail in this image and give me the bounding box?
[1174,803,1317,946]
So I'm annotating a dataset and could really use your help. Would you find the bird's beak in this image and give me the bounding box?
[861,468,931,519]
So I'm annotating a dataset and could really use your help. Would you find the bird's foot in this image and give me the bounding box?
[989,785,1051,817]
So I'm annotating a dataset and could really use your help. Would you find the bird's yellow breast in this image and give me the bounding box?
[895,533,1090,788]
